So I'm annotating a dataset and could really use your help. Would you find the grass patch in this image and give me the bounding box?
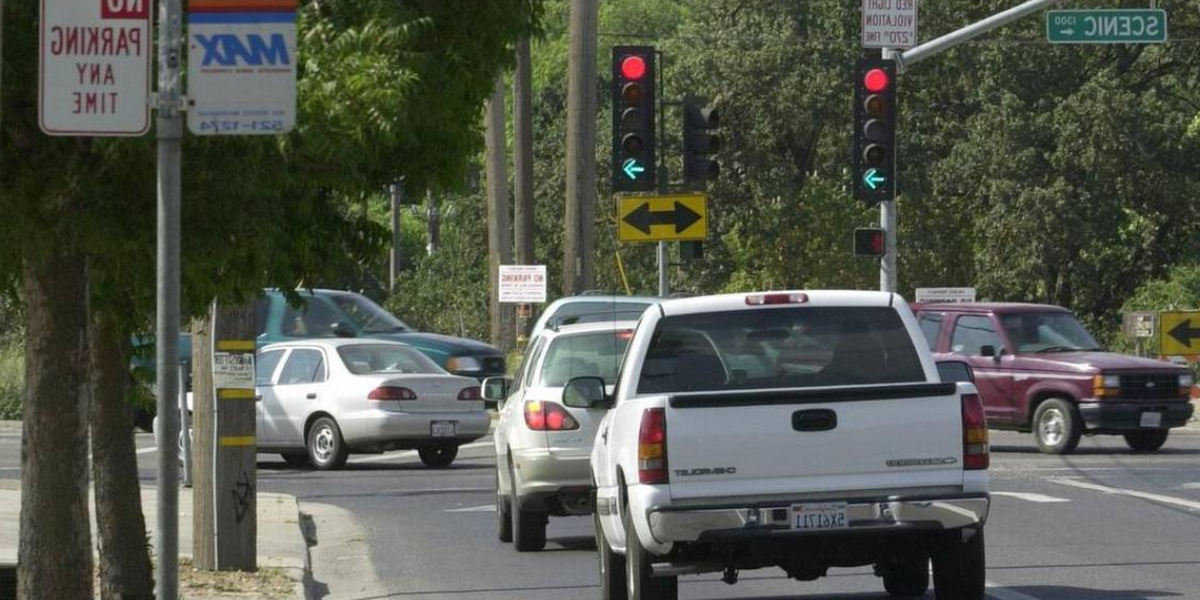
[178,558,296,599]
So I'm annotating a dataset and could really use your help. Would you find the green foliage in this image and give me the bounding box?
[1121,264,1200,313]
[0,342,23,421]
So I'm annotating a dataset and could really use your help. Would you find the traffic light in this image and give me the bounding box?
[611,46,656,192]
[853,228,886,258]
[682,96,720,187]
[853,57,896,203]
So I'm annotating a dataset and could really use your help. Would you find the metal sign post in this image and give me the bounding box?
[155,0,184,596]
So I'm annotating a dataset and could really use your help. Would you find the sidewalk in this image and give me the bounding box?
[0,483,310,600]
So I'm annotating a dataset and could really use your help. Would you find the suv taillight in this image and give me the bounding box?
[368,386,418,401]
[524,401,579,431]
[961,393,989,470]
[458,386,481,401]
[638,408,668,484]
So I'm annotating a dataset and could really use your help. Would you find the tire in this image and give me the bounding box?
[883,556,930,597]
[932,528,985,600]
[306,416,349,470]
[496,467,513,543]
[281,452,310,468]
[511,463,546,552]
[623,501,677,600]
[1124,429,1169,452]
[1033,398,1082,454]
[418,444,459,468]
[596,503,627,600]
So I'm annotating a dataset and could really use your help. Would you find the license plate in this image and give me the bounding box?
[791,502,848,531]
[1140,411,1162,428]
[431,421,458,438]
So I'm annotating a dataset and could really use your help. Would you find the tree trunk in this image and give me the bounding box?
[513,33,535,268]
[563,0,598,295]
[19,246,93,600]
[90,310,154,600]
[485,74,514,351]
[191,316,215,569]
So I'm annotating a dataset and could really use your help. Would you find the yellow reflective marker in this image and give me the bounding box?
[218,388,256,400]
[219,436,256,447]
[618,194,707,243]
[216,340,256,352]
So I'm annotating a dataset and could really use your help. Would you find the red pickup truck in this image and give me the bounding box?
[912,302,1194,454]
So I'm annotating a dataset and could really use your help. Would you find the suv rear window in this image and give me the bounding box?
[637,307,925,394]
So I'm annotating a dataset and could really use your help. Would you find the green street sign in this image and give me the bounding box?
[1047,9,1167,44]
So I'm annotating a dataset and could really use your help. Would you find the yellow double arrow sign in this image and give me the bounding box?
[617,194,707,243]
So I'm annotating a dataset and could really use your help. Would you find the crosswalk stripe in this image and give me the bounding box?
[991,491,1071,503]
[1048,477,1200,511]
[445,505,495,513]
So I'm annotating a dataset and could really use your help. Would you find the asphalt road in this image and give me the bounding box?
[3,427,1200,599]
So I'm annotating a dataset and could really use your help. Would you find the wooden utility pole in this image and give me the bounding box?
[513,34,535,341]
[390,181,402,290]
[563,0,598,295]
[485,75,514,350]
[513,33,535,268]
[192,302,257,571]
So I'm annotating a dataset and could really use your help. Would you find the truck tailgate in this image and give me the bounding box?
[664,383,964,501]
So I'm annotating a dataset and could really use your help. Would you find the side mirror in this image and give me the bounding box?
[331,322,357,338]
[482,377,510,402]
[936,360,975,384]
[563,376,609,409]
[979,345,1001,361]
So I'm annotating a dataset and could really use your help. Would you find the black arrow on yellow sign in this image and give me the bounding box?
[623,201,702,235]
[1168,319,1200,348]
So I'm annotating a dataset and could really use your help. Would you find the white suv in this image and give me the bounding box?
[485,321,637,551]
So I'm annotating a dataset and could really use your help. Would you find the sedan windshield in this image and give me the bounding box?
[537,330,633,387]
[338,344,444,375]
[329,294,414,333]
[1000,312,1102,353]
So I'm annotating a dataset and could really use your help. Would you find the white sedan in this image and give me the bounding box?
[256,339,489,469]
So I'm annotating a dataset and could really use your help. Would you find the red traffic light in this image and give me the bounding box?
[621,55,647,80]
[863,68,889,93]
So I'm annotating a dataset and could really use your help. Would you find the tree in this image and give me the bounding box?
[2,0,541,595]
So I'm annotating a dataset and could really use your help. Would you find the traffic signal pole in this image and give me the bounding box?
[875,0,1064,293]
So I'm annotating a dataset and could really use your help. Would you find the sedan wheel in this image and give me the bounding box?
[306,416,348,470]
[418,444,459,468]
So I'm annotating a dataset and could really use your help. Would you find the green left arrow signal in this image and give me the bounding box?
[863,168,886,190]
[622,159,645,180]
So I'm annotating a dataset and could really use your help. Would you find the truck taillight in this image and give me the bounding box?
[524,401,579,431]
[638,408,668,484]
[458,386,481,401]
[961,393,989,470]
[368,386,418,401]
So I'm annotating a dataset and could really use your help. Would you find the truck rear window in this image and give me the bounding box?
[637,307,925,394]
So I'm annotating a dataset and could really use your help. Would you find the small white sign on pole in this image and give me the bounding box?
[862,0,918,49]
[499,265,548,304]
[914,287,976,304]
[39,0,153,136]
[187,5,298,135]
[212,351,255,390]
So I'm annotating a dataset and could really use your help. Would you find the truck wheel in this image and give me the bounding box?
[882,556,929,597]
[307,416,349,470]
[596,504,627,600]
[932,528,985,600]
[623,503,677,600]
[511,463,546,551]
[496,467,513,543]
[1124,430,1169,452]
[1033,398,1082,454]
[418,444,459,467]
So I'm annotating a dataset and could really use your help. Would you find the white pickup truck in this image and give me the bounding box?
[573,290,990,600]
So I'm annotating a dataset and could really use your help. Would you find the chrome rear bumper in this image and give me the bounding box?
[648,494,989,543]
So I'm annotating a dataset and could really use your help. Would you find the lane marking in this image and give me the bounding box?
[1048,477,1200,511]
[136,447,158,455]
[445,505,495,513]
[348,441,493,465]
[1181,483,1200,489]
[991,491,1071,503]
[987,582,1047,600]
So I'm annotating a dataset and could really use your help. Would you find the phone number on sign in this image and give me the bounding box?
[198,119,286,133]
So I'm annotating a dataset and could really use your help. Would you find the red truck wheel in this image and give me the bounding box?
[1033,398,1082,454]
